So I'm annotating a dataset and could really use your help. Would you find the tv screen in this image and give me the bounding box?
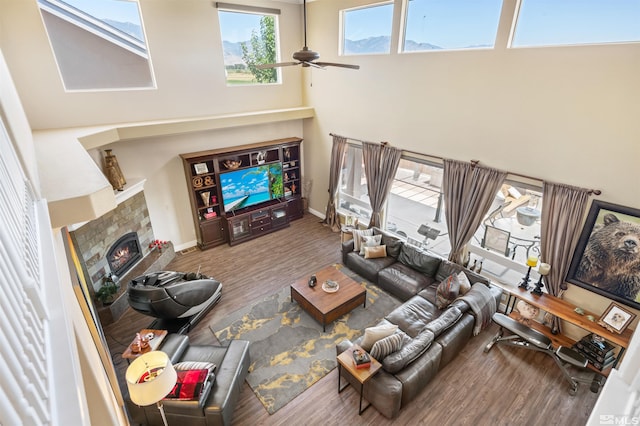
[221,163,283,213]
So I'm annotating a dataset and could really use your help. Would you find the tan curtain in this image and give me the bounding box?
[362,142,402,228]
[539,181,591,333]
[322,135,347,232]
[443,159,507,264]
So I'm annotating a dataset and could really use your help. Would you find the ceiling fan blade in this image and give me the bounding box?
[315,62,361,70]
[303,61,326,69]
[255,62,300,69]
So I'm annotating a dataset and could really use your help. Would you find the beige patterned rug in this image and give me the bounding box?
[211,264,400,415]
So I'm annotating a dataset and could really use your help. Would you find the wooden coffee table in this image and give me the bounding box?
[290,265,366,331]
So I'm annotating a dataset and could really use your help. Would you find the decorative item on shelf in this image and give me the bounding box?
[470,259,477,272]
[201,191,211,206]
[256,151,266,164]
[284,148,291,161]
[518,255,539,290]
[515,300,540,325]
[223,159,242,170]
[597,302,637,334]
[531,262,551,295]
[193,162,209,175]
[308,274,317,288]
[574,307,585,315]
[204,176,214,186]
[149,239,169,252]
[462,251,470,268]
[203,211,217,220]
[126,351,177,426]
[291,183,297,194]
[352,347,371,369]
[211,195,217,204]
[284,172,289,182]
[192,176,204,188]
[103,149,127,191]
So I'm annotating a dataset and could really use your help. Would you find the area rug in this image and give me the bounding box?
[211,264,400,415]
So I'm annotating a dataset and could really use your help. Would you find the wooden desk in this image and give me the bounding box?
[493,282,633,370]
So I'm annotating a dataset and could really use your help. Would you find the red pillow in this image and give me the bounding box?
[164,369,210,400]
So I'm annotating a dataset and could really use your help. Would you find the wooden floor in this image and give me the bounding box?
[103,214,599,426]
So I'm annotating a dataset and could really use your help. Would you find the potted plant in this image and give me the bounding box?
[96,274,119,306]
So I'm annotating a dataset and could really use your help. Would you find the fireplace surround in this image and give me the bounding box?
[107,232,142,278]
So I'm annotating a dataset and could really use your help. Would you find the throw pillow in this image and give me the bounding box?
[369,332,404,360]
[360,324,398,352]
[174,361,216,374]
[381,235,403,258]
[359,234,382,255]
[163,369,212,401]
[457,271,472,295]
[364,245,387,259]
[435,273,460,309]
[352,228,374,253]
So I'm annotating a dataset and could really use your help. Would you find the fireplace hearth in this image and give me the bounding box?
[107,232,142,277]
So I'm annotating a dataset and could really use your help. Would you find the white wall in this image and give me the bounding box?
[302,0,640,318]
[1,0,304,129]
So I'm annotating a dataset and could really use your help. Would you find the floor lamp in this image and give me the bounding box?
[126,351,177,426]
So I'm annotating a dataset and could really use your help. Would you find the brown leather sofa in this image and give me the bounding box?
[338,228,502,418]
[127,334,250,426]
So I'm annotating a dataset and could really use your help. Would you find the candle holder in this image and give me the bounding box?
[518,256,539,290]
[531,263,551,296]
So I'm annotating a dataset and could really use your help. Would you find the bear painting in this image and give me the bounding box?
[576,213,640,303]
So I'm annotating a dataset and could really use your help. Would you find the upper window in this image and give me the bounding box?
[402,0,503,52]
[342,2,394,55]
[38,0,154,91]
[218,8,280,85]
[511,0,640,47]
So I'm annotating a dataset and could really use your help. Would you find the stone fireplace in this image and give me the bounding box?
[69,183,175,324]
[107,232,143,277]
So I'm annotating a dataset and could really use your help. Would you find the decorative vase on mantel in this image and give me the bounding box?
[103,149,127,191]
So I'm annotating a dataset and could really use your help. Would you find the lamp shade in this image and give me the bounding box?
[126,351,177,406]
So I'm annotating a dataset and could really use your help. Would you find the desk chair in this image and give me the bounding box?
[485,313,604,395]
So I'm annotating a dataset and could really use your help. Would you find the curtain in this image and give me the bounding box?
[362,142,402,228]
[443,159,507,264]
[322,135,347,232]
[539,181,591,333]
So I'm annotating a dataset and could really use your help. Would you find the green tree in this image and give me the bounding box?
[241,16,277,83]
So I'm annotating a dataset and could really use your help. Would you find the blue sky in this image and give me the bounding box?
[63,0,141,24]
[219,11,265,43]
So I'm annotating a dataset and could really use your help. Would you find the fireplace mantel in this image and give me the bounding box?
[68,178,146,232]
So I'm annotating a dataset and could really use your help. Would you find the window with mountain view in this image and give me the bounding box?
[218,8,280,85]
[511,0,640,47]
[341,2,394,55]
[38,0,154,91]
[402,0,502,52]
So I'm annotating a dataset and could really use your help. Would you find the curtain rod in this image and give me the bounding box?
[329,133,601,196]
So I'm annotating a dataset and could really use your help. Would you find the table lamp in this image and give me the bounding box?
[531,263,551,296]
[518,255,539,290]
[126,351,177,426]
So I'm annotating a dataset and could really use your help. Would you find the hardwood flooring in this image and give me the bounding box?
[103,214,599,426]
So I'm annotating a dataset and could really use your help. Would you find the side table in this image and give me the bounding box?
[122,329,168,362]
[341,226,355,243]
[337,345,382,415]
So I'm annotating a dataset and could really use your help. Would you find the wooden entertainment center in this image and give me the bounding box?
[180,137,303,249]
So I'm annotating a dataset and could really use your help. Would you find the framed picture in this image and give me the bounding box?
[566,200,640,310]
[482,225,511,257]
[344,215,357,227]
[194,162,209,175]
[597,302,636,334]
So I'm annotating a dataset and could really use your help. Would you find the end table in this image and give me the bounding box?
[122,329,168,362]
[337,345,382,415]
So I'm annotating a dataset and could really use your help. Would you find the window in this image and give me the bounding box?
[38,0,154,90]
[337,145,372,223]
[218,7,280,85]
[385,159,450,258]
[468,183,544,285]
[402,0,503,52]
[511,0,640,47]
[341,2,394,55]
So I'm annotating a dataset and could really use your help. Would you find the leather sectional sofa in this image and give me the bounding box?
[338,228,503,418]
[127,334,250,426]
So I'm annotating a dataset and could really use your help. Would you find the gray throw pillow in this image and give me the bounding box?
[352,228,374,253]
[369,332,405,361]
[381,235,403,258]
[397,244,442,276]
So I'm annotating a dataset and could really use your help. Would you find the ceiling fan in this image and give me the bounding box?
[256,0,360,70]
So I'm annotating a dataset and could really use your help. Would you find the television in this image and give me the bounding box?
[220,163,283,213]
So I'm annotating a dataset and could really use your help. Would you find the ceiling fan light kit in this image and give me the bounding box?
[257,0,360,70]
